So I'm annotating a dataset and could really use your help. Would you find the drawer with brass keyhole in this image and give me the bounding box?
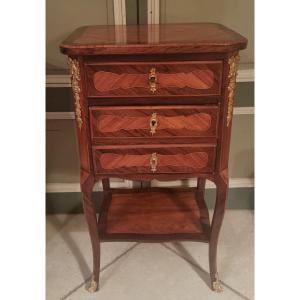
[85,61,222,97]
[92,144,216,175]
[89,105,219,142]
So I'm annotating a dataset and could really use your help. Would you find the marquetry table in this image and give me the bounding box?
[60,23,247,293]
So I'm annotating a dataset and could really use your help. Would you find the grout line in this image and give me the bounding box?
[60,242,139,300]
[161,243,251,300]
[99,243,139,273]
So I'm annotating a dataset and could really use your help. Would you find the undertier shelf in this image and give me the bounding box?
[98,188,211,242]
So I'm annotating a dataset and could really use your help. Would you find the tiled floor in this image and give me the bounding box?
[46,211,254,300]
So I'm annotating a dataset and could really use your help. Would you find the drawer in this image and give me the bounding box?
[90,105,219,139]
[86,61,222,97]
[93,144,216,174]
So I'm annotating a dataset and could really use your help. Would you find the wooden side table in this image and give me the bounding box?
[60,23,247,293]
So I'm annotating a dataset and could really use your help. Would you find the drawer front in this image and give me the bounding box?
[90,105,219,139]
[93,145,216,174]
[86,61,222,97]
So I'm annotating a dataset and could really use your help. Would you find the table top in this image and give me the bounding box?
[60,23,247,56]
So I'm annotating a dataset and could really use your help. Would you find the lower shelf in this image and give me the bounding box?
[98,188,210,242]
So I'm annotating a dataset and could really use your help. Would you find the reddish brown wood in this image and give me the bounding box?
[88,95,220,106]
[92,144,216,174]
[92,136,217,146]
[197,178,206,191]
[89,105,219,140]
[60,23,247,55]
[209,169,228,289]
[98,188,210,241]
[96,172,215,182]
[101,178,110,191]
[61,23,247,293]
[86,61,222,97]
[80,171,99,288]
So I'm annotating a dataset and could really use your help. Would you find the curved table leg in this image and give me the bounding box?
[81,171,100,293]
[209,169,228,292]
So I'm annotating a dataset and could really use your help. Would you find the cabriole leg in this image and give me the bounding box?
[209,170,228,292]
[81,172,100,293]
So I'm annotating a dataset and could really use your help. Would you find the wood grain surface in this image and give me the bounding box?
[98,188,210,241]
[92,144,216,174]
[86,61,222,97]
[60,23,247,55]
[61,23,247,292]
[89,105,219,139]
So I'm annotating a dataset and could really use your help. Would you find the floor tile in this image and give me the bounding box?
[164,210,254,300]
[46,215,136,300]
[46,211,253,300]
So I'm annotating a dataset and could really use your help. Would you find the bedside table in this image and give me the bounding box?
[60,23,247,293]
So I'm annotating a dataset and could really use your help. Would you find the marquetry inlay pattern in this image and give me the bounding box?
[97,113,212,133]
[60,23,247,294]
[93,69,215,92]
[98,151,209,172]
